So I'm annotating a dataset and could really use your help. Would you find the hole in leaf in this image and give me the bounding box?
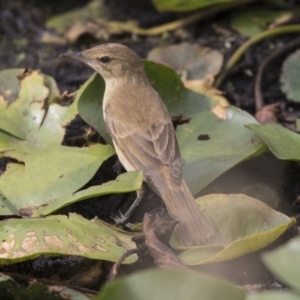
[198,134,210,141]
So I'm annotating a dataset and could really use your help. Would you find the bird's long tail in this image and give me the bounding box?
[158,169,214,246]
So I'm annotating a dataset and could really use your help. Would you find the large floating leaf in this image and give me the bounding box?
[247,124,300,161]
[262,236,300,293]
[0,213,137,264]
[0,69,115,216]
[247,292,300,300]
[231,8,292,37]
[174,194,294,265]
[77,61,264,195]
[31,170,142,217]
[280,50,300,103]
[96,268,246,300]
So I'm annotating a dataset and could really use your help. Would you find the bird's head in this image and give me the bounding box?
[60,43,144,80]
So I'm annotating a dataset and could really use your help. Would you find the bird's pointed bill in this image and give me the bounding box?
[59,52,83,60]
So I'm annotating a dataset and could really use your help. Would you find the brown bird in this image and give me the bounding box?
[61,43,214,246]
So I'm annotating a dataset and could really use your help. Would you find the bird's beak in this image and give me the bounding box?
[59,52,83,60]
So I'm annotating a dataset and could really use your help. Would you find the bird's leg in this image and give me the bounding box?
[112,184,145,224]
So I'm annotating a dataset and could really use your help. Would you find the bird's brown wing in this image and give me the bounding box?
[107,118,182,186]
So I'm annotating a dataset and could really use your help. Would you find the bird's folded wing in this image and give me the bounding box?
[107,119,182,184]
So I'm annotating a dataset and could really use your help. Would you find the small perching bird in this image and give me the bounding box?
[61,43,214,246]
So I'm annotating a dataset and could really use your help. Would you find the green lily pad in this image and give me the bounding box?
[281,50,300,103]
[77,61,264,195]
[96,268,246,300]
[31,170,142,217]
[151,0,239,12]
[231,8,292,37]
[247,292,300,300]
[0,213,137,264]
[262,236,300,293]
[247,124,300,161]
[0,69,115,216]
[174,194,294,265]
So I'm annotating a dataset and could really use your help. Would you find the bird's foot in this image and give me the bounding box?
[111,187,145,224]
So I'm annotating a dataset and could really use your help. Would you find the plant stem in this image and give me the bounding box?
[215,24,300,87]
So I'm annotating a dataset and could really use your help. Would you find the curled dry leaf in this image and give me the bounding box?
[143,209,188,269]
[255,103,281,124]
[64,20,111,43]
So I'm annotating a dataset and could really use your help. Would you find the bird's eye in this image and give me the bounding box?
[98,56,111,63]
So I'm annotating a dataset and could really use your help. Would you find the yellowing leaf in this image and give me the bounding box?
[174,194,294,265]
[0,214,137,264]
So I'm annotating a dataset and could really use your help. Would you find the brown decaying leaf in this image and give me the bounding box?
[211,103,228,120]
[143,209,189,270]
[255,103,281,124]
[65,20,111,43]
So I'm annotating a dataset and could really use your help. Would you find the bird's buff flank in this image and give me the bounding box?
[60,44,214,246]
